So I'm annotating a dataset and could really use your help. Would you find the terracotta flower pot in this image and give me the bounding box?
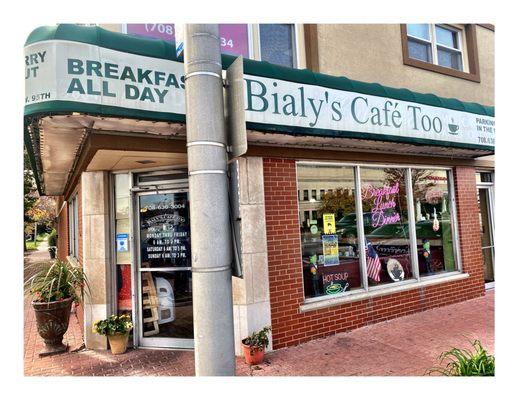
[32,297,73,356]
[242,342,265,365]
[108,332,129,355]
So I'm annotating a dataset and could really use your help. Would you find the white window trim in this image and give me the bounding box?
[295,161,463,307]
[407,24,466,73]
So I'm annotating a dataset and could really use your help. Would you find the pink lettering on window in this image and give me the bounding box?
[362,182,402,228]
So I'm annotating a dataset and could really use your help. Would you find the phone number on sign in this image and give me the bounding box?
[144,24,174,36]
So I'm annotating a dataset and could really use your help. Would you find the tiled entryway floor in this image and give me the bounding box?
[24,290,494,376]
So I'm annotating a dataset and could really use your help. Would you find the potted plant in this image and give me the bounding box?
[92,314,133,355]
[47,229,57,259]
[24,259,90,356]
[241,326,271,365]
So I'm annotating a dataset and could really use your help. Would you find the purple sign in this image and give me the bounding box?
[125,24,249,58]
[126,24,175,42]
[219,24,249,58]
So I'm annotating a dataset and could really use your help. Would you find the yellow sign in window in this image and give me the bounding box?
[323,213,336,234]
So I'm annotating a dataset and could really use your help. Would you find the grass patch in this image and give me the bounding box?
[25,233,49,252]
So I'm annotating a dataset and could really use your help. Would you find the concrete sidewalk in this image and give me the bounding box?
[24,290,494,376]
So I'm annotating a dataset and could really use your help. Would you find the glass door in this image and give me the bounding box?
[135,189,194,348]
[477,186,495,289]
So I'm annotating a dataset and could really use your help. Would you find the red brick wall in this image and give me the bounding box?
[263,158,486,349]
[77,182,83,267]
[75,182,84,330]
[54,181,84,335]
[55,195,69,261]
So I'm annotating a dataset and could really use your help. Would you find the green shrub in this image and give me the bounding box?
[47,229,57,247]
[426,340,495,376]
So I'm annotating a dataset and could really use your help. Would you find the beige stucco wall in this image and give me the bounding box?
[99,24,123,33]
[317,24,494,106]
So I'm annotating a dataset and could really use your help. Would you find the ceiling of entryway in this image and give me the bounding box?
[87,150,187,171]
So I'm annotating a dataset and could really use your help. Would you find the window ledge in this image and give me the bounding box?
[403,57,480,82]
[66,255,80,268]
[299,272,470,313]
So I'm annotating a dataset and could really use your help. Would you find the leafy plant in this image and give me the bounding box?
[242,326,271,355]
[93,314,133,336]
[47,229,57,247]
[426,340,495,376]
[24,259,90,303]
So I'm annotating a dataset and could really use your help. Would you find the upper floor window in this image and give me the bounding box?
[401,24,481,82]
[258,24,296,68]
[407,24,463,71]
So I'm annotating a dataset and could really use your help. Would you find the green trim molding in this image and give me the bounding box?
[24,100,186,124]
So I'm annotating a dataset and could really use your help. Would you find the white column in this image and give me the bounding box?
[232,157,272,356]
[82,171,112,350]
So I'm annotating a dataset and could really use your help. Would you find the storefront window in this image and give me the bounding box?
[412,169,456,276]
[297,163,460,302]
[297,164,362,299]
[360,167,413,285]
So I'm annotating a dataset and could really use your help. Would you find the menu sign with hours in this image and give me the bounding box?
[139,192,190,268]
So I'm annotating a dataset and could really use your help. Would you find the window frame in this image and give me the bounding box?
[433,25,464,70]
[406,24,464,71]
[401,24,480,82]
[296,160,463,305]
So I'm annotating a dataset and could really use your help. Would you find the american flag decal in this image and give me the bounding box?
[366,241,382,282]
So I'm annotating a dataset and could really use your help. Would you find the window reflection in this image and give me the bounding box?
[296,164,459,301]
[412,169,456,276]
[297,164,362,298]
[361,168,412,285]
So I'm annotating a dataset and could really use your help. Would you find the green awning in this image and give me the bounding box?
[26,24,494,117]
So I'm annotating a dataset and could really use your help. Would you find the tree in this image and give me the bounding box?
[24,149,37,251]
[26,196,57,228]
[24,149,37,217]
[317,188,356,219]
[381,168,435,212]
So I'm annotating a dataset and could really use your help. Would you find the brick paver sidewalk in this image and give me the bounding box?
[24,290,494,376]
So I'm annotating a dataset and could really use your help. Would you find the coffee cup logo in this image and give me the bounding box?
[448,118,460,135]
